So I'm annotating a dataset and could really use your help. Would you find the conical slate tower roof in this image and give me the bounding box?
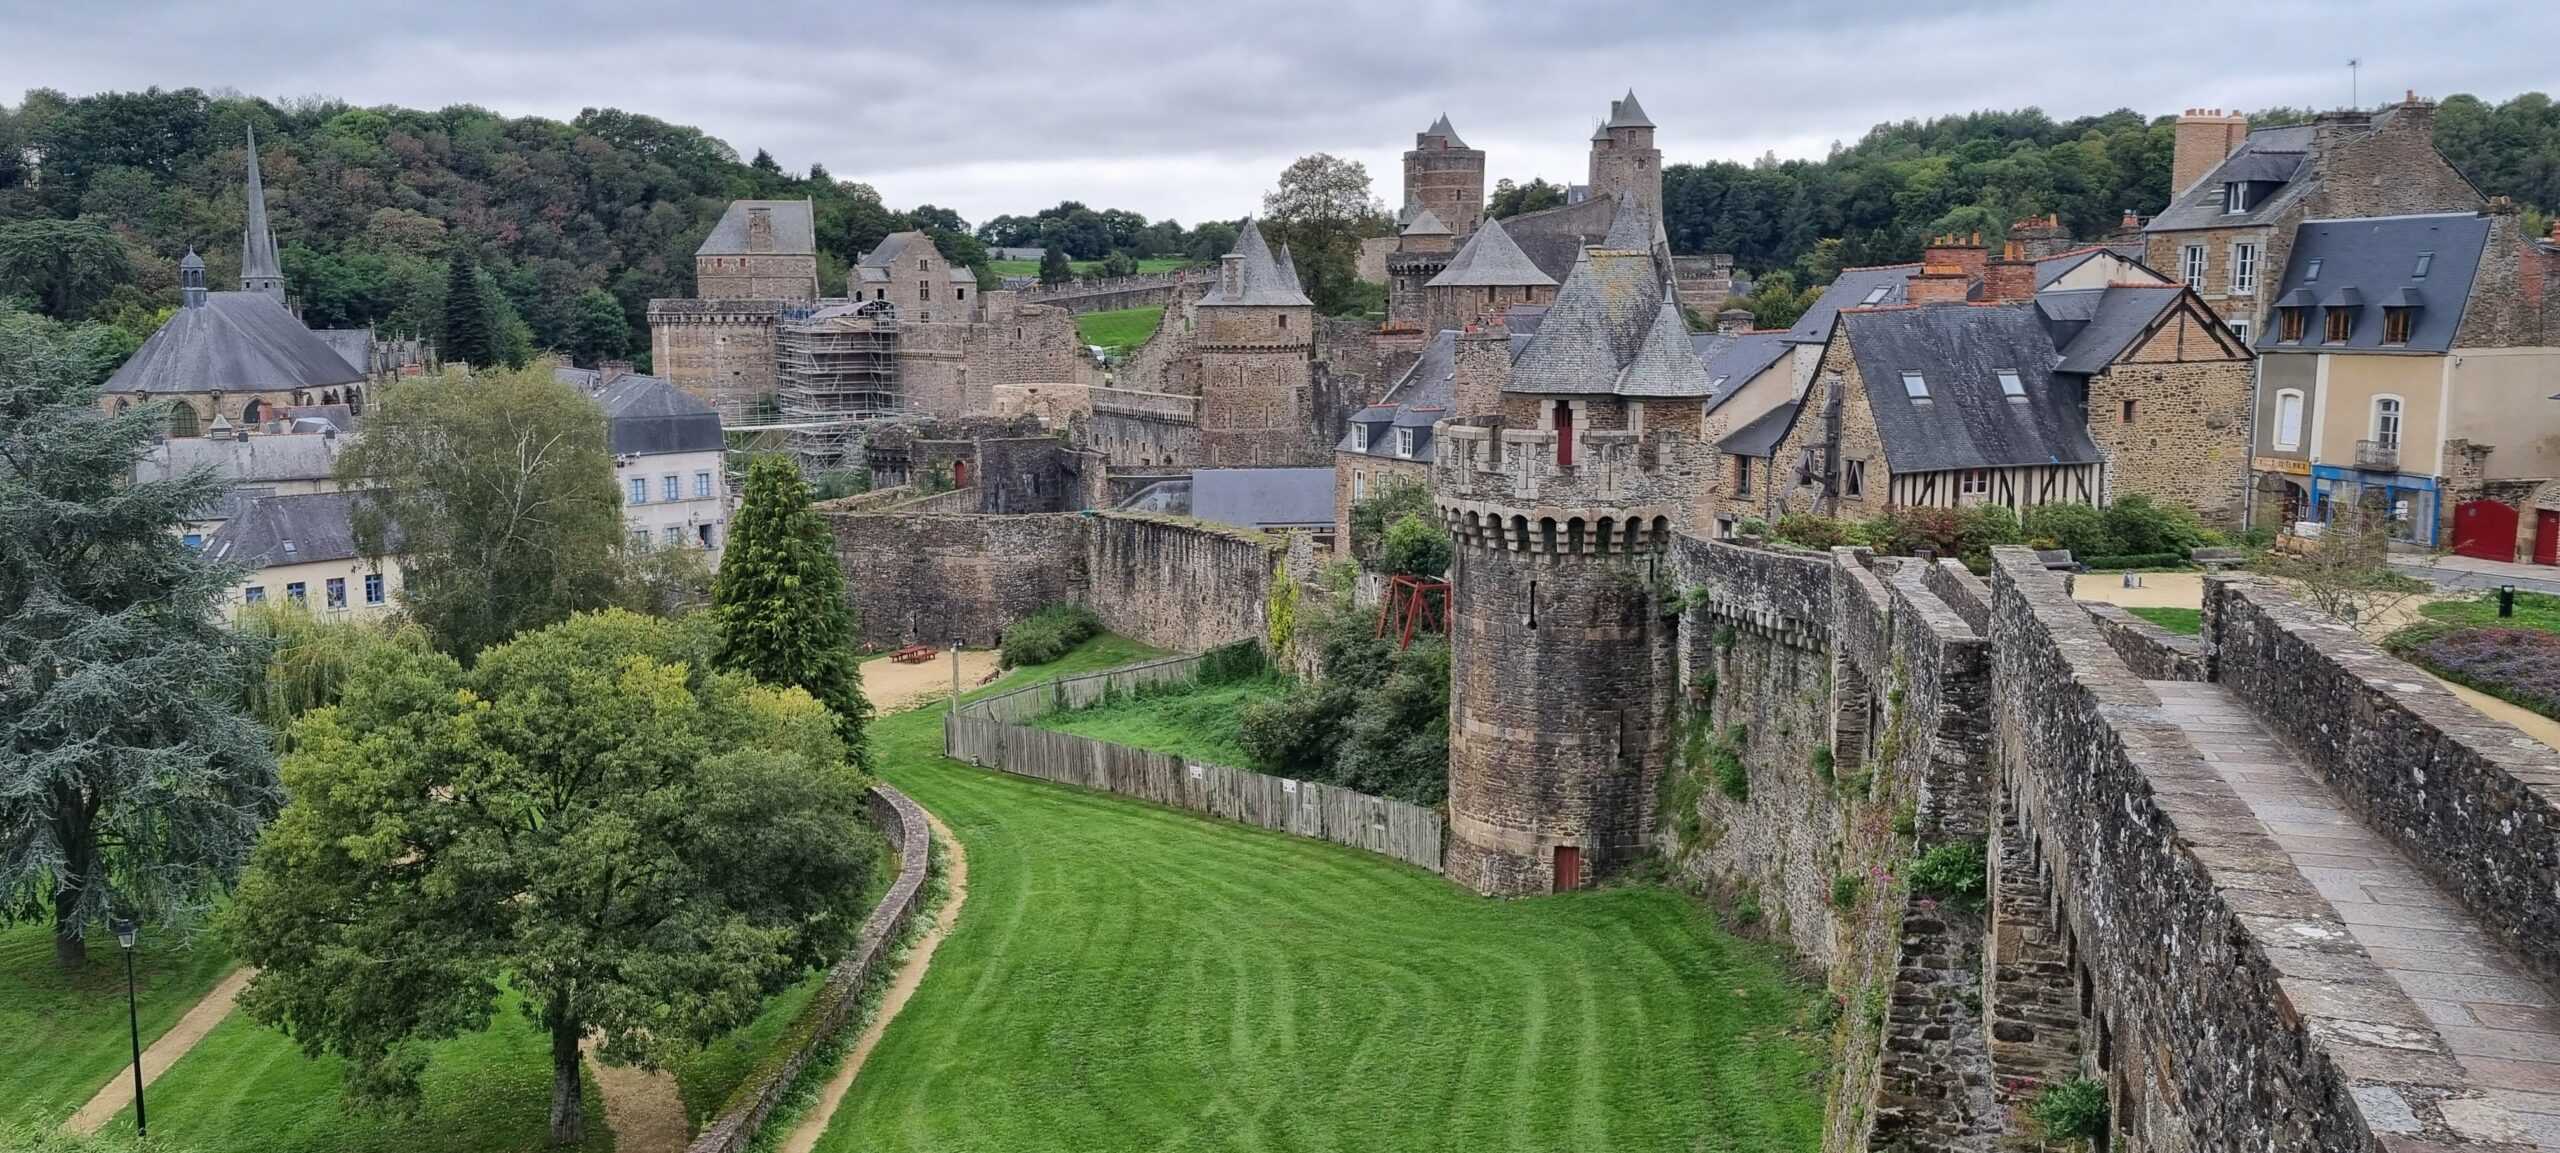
[240,125,283,295]
[1422,113,1467,149]
[1600,189,1650,251]
[1606,89,1655,129]
[1426,216,1556,288]
[1401,207,1452,237]
[1272,242,1305,294]
[1615,293,1712,397]
[1201,220,1312,307]
[1505,243,1662,395]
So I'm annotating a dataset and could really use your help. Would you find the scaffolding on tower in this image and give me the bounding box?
[775,299,902,472]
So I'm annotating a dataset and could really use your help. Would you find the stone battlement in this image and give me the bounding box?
[1429,417,1708,528]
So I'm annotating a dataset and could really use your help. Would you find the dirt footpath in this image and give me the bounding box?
[66,966,253,1134]
[862,650,1000,714]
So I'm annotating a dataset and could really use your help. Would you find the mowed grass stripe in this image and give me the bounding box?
[815,638,1826,1153]
[0,923,237,1122]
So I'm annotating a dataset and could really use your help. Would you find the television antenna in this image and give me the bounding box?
[2348,58,2361,109]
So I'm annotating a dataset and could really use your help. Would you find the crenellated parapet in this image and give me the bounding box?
[1429,416,1710,543]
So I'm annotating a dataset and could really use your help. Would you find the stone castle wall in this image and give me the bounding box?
[648,300,783,421]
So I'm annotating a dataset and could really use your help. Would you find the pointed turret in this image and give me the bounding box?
[1615,291,1711,397]
[178,248,207,309]
[1401,207,1452,238]
[1201,220,1311,307]
[240,126,285,302]
[1607,90,1655,129]
[1601,189,1650,251]
[1421,113,1467,150]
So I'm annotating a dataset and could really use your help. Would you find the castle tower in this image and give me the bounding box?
[1587,90,1662,227]
[1195,220,1317,466]
[1430,235,1708,896]
[1403,114,1486,238]
[240,126,285,303]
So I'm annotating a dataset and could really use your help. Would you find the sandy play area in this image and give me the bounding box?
[862,648,1002,713]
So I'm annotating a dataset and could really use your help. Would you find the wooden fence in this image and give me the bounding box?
[944,656,1445,873]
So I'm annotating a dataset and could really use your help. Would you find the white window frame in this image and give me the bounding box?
[2273,388,2304,450]
[326,577,347,610]
[2225,182,2249,214]
[1996,370,2025,400]
[2371,395,2404,449]
[2230,318,2252,344]
[1959,469,1991,497]
[365,573,385,605]
[1351,424,1369,453]
[2230,242,2258,295]
[1844,458,1866,498]
[663,525,684,547]
[1393,427,1415,459]
[2181,244,2207,288]
[628,477,648,505]
[694,471,714,499]
[1901,371,1929,399]
[662,474,681,502]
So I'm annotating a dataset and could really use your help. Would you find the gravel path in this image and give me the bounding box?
[64,966,253,1134]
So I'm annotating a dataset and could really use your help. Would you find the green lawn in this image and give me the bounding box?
[2414,588,2560,633]
[2127,606,2202,635]
[988,258,1191,280]
[1073,306,1165,353]
[814,637,1829,1152]
[1032,671,1289,766]
[95,983,610,1152]
[0,923,238,1123]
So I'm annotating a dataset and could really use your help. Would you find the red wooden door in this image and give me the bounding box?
[1552,846,1581,892]
[1554,401,1574,467]
[953,457,970,487]
[2453,500,2518,561]
[2539,510,2560,566]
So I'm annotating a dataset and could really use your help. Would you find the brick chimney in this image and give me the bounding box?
[1452,327,1512,416]
[2172,108,2250,196]
[745,205,774,254]
[1982,241,2038,303]
[1716,307,1753,335]
[2009,213,2072,260]
[1906,263,1971,305]
[1921,233,1988,286]
[1219,252,1244,298]
[597,360,632,387]
[2112,209,2145,240]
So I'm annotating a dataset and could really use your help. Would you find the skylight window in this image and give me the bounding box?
[1997,371,2025,399]
[1902,371,1929,399]
[2303,258,2323,282]
[2413,251,2434,278]
[1861,286,1890,306]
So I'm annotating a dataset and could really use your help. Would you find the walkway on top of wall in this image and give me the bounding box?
[2151,680,2560,1148]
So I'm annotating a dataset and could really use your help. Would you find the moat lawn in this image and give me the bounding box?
[0,922,236,1122]
[1074,305,1165,353]
[1030,668,1290,766]
[818,637,1830,1152]
[989,257,1191,281]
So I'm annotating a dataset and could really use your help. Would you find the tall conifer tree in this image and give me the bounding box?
[711,456,872,765]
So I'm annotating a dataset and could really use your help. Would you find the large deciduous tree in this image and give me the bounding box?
[1260,153,1389,316]
[712,455,872,766]
[227,610,882,1146]
[0,219,133,320]
[338,361,625,661]
[0,308,278,968]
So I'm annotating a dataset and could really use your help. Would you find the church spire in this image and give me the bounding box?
[240,125,285,301]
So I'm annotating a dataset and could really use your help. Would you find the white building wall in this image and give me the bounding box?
[618,447,731,558]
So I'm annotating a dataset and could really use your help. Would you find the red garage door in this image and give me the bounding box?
[2454,500,2518,562]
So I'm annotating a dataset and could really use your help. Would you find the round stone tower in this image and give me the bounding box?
[1431,417,1684,896]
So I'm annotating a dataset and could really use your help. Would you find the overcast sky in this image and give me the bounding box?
[5,1,2555,226]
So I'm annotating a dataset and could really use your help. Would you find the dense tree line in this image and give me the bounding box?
[977,200,1235,263]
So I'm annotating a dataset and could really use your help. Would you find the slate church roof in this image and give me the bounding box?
[105,293,366,396]
[1506,205,1709,399]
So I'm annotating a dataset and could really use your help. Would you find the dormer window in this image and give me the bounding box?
[1352,424,1369,453]
[2224,182,2251,214]
[2324,308,2354,343]
[2383,307,2413,345]
[1394,427,1415,459]
[1997,370,2025,400]
[1902,371,1929,400]
[2279,307,2307,343]
[2413,251,2434,279]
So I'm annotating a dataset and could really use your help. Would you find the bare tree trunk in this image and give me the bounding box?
[548,1004,583,1146]
[52,785,93,970]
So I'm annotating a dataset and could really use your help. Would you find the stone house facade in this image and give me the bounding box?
[853,230,979,324]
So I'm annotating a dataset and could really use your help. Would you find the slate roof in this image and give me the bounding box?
[1401,208,1452,237]
[1607,90,1654,129]
[1188,468,1337,530]
[1496,194,1631,283]
[1719,394,1802,457]
[698,199,816,256]
[1507,238,1710,398]
[860,231,933,268]
[1425,216,1556,288]
[240,126,283,286]
[1838,305,2100,473]
[105,292,367,396]
[138,432,348,491]
[2255,212,2491,354]
[2040,285,2187,373]
[2146,123,2319,232]
[1339,329,1456,461]
[1198,220,1313,307]
[1698,329,1791,412]
[310,327,373,373]
[1600,190,1653,251]
[1421,114,1467,149]
[204,490,384,569]
[558,369,726,456]
[1617,298,1714,397]
[1782,265,1917,345]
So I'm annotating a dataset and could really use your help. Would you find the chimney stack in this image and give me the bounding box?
[2171,108,2251,196]
[1452,326,1512,417]
[745,206,775,254]
[598,360,632,387]
[1219,252,1244,298]
[2009,213,2073,261]
[1982,240,2038,303]
[1906,263,1972,306]
[1921,233,1988,286]
[1716,307,1753,335]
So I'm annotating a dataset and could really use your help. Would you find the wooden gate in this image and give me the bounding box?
[2540,510,2560,566]
[2453,500,2518,562]
[1552,845,1581,892]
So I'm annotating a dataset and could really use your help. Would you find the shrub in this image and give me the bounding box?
[1862,506,1966,557]
[1197,639,1268,685]
[2078,552,2190,571]
[1237,684,1353,779]
[1381,511,1453,577]
[1830,873,1863,909]
[2022,503,2113,557]
[1958,504,2023,563]
[998,603,1102,667]
[1347,476,1435,568]
[2030,1078,2109,1147]
[1733,516,1769,538]
[1714,742,1749,801]
[1732,887,1762,928]
[1773,513,1850,550]
[1907,839,1988,908]
[1810,745,1835,784]
[2101,493,2203,558]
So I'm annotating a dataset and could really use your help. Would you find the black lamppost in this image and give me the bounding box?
[112,917,146,1138]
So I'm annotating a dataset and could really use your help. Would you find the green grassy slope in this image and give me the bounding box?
[0,924,237,1123]
[1073,306,1165,353]
[816,638,1828,1153]
[2127,606,2202,635]
[1031,672,1290,766]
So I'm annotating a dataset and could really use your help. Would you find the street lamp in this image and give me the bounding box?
[112,917,146,1138]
